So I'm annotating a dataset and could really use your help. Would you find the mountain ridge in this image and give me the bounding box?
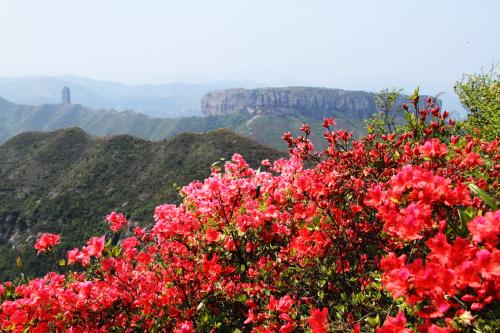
[0,127,282,280]
[0,96,366,150]
[0,75,259,117]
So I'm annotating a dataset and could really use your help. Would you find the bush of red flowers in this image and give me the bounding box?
[0,96,498,332]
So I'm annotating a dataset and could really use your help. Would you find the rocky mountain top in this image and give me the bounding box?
[201,87,379,119]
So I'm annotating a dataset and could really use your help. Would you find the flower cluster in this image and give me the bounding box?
[0,100,498,332]
[33,233,61,255]
[106,211,128,232]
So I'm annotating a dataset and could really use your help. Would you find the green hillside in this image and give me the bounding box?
[233,113,364,150]
[0,128,282,280]
[0,98,366,150]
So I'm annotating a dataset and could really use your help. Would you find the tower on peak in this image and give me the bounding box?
[61,87,71,104]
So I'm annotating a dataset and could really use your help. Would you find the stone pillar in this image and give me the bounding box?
[61,87,71,104]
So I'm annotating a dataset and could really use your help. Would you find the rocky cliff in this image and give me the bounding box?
[201,87,379,120]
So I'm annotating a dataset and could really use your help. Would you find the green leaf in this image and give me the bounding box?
[390,197,401,205]
[366,314,380,327]
[58,258,66,267]
[468,183,498,210]
[111,245,121,258]
[410,86,420,104]
[403,111,414,123]
[236,294,247,303]
[457,206,477,232]
[16,256,23,271]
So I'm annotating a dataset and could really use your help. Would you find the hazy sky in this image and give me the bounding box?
[0,0,498,99]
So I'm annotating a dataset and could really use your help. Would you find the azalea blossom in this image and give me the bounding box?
[34,233,61,254]
[106,211,128,232]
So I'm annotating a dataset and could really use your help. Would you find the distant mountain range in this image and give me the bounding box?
[0,75,258,117]
[0,128,282,280]
[0,95,367,150]
[0,75,466,118]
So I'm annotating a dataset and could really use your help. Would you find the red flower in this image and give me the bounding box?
[205,228,220,242]
[83,235,105,258]
[174,321,194,333]
[34,233,61,254]
[106,212,128,232]
[322,117,336,128]
[420,138,448,159]
[364,185,387,207]
[67,248,80,265]
[468,211,499,244]
[268,295,294,313]
[279,323,296,333]
[377,312,411,333]
[307,308,329,333]
[426,324,455,332]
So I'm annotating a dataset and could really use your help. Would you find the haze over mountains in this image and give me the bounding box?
[0,75,258,118]
[0,87,380,150]
[0,75,466,118]
[1,80,450,152]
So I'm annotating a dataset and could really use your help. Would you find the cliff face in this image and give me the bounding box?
[201,87,379,120]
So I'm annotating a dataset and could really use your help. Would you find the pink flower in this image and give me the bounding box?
[34,233,61,254]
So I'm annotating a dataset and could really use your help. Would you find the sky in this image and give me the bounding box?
[0,0,498,111]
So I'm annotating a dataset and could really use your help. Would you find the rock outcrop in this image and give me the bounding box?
[61,86,71,104]
[201,87,379,120]
[0,212,22,244]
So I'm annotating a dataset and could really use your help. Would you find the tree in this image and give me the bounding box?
[455,65,500,139]
[367,88,402,134]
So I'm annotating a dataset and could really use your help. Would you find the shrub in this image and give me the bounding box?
[455,65,500,140]
[0,99,498,332]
